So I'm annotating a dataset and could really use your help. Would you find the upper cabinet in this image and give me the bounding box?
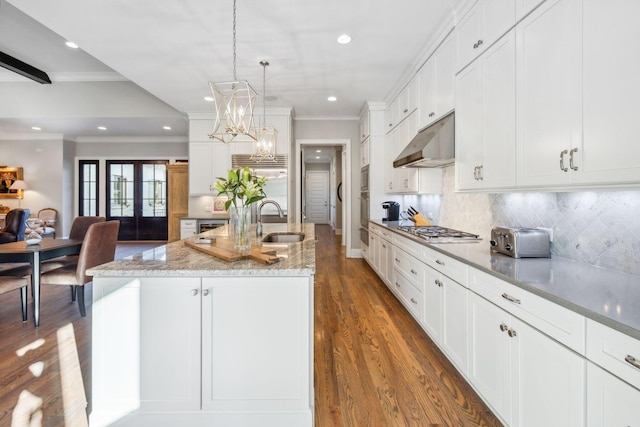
[189,142,230,195]
[360,109,370,143]
[384,78,417,133]
[455,0,516,73]
[417,32,455,130]
[515,0,582,188]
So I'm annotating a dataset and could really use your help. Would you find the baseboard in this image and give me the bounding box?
[347,248,362,258]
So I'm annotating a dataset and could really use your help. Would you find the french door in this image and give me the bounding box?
[106,161,168,241]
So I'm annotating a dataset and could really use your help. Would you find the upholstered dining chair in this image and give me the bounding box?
[35,208,57,238]
[41,216,106,273]
[39,220,119,317]
[0,275,30,322]
[0,209,30,244]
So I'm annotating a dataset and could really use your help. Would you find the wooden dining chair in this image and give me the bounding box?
[35,208,58,238]
[0,275,30,322]
[40,220,119,317]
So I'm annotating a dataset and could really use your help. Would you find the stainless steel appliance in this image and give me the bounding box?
[393,111,455,168]
[396,225,481,243]
[382,201,400,221]
[197,218,228,233]
[490,226,550,258]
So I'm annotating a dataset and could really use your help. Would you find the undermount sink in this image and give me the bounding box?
[261,232,305,243]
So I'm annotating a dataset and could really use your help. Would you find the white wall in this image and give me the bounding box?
[294,118,360,252]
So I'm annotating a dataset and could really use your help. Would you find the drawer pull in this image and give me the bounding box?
[625,355,640,370]
[202,289,209,296]
[410,298,418,304]
[499,323,508,332]
[508,328,517,337]
[435,259,445,266]
[501,293,521,304]
[191,289,198,296]
[410,269,417,275]
[435,279,442,287]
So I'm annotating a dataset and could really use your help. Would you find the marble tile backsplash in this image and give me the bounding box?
[407,165,640,276]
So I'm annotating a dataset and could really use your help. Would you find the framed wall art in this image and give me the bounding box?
[0,167,24,198]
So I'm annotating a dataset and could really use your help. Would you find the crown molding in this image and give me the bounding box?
[74,136,188,144]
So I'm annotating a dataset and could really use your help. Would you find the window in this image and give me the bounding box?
[79,160,99,216]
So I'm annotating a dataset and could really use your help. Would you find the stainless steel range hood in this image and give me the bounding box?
[393,111,454,168]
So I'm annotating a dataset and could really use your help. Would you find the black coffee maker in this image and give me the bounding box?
[381,201,400,222]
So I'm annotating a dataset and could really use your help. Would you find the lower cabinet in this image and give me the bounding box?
[180,219,197,239]
[586,362,640,427]
[91,275,313,426]
[468,292,585,426]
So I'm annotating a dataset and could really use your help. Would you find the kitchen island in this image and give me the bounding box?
[88,223,315,427]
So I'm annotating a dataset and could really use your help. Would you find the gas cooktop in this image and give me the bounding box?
[396,225,481,243]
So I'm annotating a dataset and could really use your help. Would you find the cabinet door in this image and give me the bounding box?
[511,317,585,427]
[577,0,640,186]
[481,30,516,188]
[189,142,214,194]
[456,0,483,71]
[515,0,582,187]
[385,127,397,193]
[455,60,483,190]
[587,362,640,427]
[379,237,391,285]
[483,0,516,47]
[516,0,546,20]
[422,266,443,343]
[417,57,435,129]
[92,277,202,414]
[441,277,468,375]
[180,219,197,239]
[433,34,455,121]
[201,276,312,412]
[468,292,512,424]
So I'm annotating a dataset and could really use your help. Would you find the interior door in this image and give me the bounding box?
[107,160,168,240]
[305,170,329,224]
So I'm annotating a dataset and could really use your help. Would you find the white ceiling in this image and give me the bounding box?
[0,0,458,141]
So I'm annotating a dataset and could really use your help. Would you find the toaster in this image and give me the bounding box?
[490,227,551,258]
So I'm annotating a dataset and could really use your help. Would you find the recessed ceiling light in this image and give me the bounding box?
[65,41,79,49]
[31,126,41,131]
[327,96,337,102]
[97,126,107,131]
[204,96,214,102]
[337,34,352,45]
[163,126,172,130]
[316,150,322,153]
[315,156,320,159]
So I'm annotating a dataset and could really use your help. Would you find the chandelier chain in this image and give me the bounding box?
[232,0,237,80]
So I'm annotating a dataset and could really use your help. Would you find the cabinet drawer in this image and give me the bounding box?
[393,270,423,321]
[392,232,422,259]
[392,247,424,287]
[587,320,640,390]
[469,267,585,354]
[422,246,468,285]
[369,223,392,241]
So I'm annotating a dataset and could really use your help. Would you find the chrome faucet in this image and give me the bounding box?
[256,200,284,237]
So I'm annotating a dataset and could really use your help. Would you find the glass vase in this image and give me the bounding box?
[230,206,251,251]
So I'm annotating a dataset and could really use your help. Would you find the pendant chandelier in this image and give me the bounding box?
[208,0,257,143]
[251,60,278,162]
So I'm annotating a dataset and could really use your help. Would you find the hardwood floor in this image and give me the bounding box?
[313,225,502,426]
[0,232,501,426]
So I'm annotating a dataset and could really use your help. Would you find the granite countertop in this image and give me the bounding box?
[370,220,640,341]
[88,223,315,277]
[181,214,230,220]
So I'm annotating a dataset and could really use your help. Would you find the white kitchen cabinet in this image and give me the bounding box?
[392,246,425,322]
[515,0,582,188]
[441,276,468,374]
[515,0,546,20]
[455,0,516,72]
[361,139,370,168]
[575,0,640,186]
[418,32,454,130]
[360,109,370,143]
[189,142,231,195]
[456,30,516,191]
[468,292,585,426]
[180,219,197,239]
[369,223,393,288]
[92,277,203,418]
[397,77,418,124]
[201,276,311,413]
[422,266,443,343]
[586,361,640,427]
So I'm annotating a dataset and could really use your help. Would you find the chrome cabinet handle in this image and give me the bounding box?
[435,279,442,287]
[403,108,409,114]
[410,298,418,304]
[569,148,579,171]
[560,149,569,172]
[508,328,517,337]
[382,244,386,248]
[191,289,198,296]
[473,39,484,49]
[499,323,508,332]
[625,355,640,369]
[478,165,484,180]
[435,259,445,266]
[202,289,209,296]
[395,258,400,263]
[501,293,521,304]
[473,166,478,180]
[410,269,417,275]
[395,282,400,288]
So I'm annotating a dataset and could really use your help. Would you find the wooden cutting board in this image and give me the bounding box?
[184,239,282,264]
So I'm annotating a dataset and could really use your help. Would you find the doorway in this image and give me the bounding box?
[106,160,168,241]
[305,170,329,224]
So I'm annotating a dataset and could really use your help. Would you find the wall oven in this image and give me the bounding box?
[197,218,228,233]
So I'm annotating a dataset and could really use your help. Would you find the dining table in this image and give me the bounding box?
[0,238,83,327]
